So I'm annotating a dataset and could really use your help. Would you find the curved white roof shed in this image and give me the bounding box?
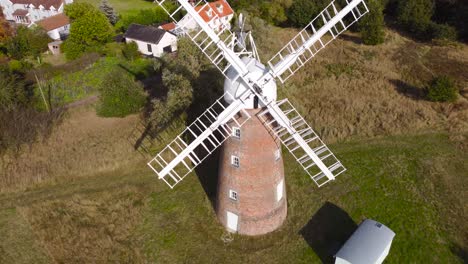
[335,219,395,264]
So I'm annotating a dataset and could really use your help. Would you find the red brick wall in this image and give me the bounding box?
[216,108,287,236]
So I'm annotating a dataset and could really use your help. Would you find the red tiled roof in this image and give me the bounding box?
[37,13,69,31]
[194,0,233,23]
[10,0,64,10]
[160,22,175,31]
[12,9,29,16]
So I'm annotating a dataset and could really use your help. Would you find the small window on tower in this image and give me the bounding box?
[232,127,241,139]
[229,190,238,201]
[231,155,240,167]
[275,149,281,161]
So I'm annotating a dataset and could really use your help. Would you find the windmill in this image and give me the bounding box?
[148,0,368,235]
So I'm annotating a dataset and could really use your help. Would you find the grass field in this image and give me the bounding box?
[76,0,156,16]
[0,131,465,263]
[1,6,467,263]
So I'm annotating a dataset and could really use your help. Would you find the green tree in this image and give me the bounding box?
[99,0,119,25]
[426,76,458,102]
[6,26,49,59]
[397,0,434,35]
[96,69,147,117]
[65,2,95,19]
[259,0,288,25]
[359,0,385,45]
[63,3,113,60]
[287,0,328,27]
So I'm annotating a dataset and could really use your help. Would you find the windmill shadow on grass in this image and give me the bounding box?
[300,202,358,264]
[185,67,225,208]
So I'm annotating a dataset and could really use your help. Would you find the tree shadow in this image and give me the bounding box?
[300,202,358,264]
[339,33,363,45]
[185,67,225,208]
[389,79,425,100]
[450,243,468,263]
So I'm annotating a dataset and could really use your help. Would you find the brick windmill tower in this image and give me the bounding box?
[148,0,368,235]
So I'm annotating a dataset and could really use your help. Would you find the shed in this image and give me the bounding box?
[123,23,177,58]
[335,219,395,264]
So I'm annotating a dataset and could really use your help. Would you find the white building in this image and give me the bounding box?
[123,23,177,58]
[0,0,73,25]
[36,13,69,40]
[177,0,234,33]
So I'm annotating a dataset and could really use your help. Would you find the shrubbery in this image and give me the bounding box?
[428,22,457,42]
[5,26,49,59]
[63,3,114,60]
[426,76,458,102]
[287,0,328,27]
[96,69,147,117]
[359,0,385,45]
[396,0,434,37]
[122,42,140,61]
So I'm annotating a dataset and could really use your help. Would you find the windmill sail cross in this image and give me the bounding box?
[268,0,369,82]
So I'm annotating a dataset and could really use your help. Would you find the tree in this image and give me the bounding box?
[96,69,147,117]
[5,26,49,59]
[99,0,119,25]
[0,10,12,42]
[397,0,434,35]
[359,0,385,45]
[63,3,113,60]
[287,0,328,27]
[65,2,95,19]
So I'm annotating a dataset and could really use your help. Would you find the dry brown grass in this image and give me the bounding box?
[0,103,144,192]
[18,185,147,263]
[253,27,468,145]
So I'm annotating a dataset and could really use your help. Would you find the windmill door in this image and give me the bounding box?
[226,211,238,232]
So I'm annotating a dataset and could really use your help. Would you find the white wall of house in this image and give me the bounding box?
[178,12,233,32]
[0,0,70,24]
[125,33,177,58]
[46,24,69,40]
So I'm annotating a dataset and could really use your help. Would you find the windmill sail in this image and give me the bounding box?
[155,0,253,78]
[258,100,346,187]
[151,0,367,188]
[268,0,369,83]
[148,92,251,188]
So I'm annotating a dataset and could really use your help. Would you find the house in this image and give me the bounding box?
[335,219,395,264]
[36,12,69,40]
[123,23,177,58]
[0,0,73,25]
[177,0,234,33]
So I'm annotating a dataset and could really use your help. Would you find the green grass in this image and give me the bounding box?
[76,0,156,16]
[42,56,153,106]
[0,133,465,263]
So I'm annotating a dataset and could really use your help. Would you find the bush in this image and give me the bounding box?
[426,76,458,102]
[122,42,140,61]
[428,22,457,42]
[359,0,385,45]
[96,69,147,117]
[396,0,434,37]
[287,0,328,27]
